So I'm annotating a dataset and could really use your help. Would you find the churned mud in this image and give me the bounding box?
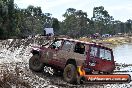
[0,62,132,88]
[0,37,132,88]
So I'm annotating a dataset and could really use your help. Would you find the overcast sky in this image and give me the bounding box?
[14,0,132,22]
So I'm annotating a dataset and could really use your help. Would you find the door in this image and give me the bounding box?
[56,40,75,68]
[73,42,87,66]
[41,39,63,66]
[98,48,114,72]
[46,40,63,66]
[88,46,98,68]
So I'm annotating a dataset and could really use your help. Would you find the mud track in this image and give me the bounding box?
[0,62,132,88]
[0,37,132,88]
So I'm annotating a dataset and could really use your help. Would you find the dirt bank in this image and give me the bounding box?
[79,36,132,48]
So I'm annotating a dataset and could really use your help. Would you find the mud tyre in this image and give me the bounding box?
[29,55,44,72]
[63,64,77,84]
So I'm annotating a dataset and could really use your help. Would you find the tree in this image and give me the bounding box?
[61,8,90,37]
[8,0,15,36]
[62,8,77,37]
[75,10,90,36]
[125,19,132,33]
[92,6,114,34]
[1,3,132,39]
[52,18,60,35]
[0,0,15,38]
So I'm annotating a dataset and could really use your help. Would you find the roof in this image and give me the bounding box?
[58,38,94,45]
[57,38,112,50]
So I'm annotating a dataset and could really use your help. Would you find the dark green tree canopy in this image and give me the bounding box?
[0,3,132,39]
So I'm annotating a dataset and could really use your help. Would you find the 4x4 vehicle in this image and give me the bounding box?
[29,38,115,83]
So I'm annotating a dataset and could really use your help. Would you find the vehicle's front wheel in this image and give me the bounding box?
[63,64,77,84]
[29,55,44,72]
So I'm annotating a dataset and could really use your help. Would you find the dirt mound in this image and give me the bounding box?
[0,37,49,64]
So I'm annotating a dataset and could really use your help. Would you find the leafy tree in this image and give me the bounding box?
[0,0,15,38]
[62,8,90,37]
[92,6,114,34]
[52,18,60,35]
[1,2,132,39]
[125,19,132,33]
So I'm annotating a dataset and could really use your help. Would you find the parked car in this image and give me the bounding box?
[102,34,112,38]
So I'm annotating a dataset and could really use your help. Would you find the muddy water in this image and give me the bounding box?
[113,43,132,64]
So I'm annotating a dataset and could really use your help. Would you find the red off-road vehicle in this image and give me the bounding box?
[29,38,115,83]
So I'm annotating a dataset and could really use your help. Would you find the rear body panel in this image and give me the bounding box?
[86,45,115,73]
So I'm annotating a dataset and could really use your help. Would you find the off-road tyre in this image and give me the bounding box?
[63,64,77,84]
[29,55,44,72]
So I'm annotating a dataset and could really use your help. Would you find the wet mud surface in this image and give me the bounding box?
[0,38,132,88]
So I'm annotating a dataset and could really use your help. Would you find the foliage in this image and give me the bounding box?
[61,8,90,38]
[52,18,60,35]
[60,6,132,37]
[0,1,132,39]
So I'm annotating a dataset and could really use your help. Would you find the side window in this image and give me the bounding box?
[50,40,62,49]
[100,48,105,59]
[90,46,98,57]
[62,41,74,51]
[99,48,112,61]
[105,50,112,61]
[74,43,85,54]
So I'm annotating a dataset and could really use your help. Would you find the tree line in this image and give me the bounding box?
[0,0,132,39]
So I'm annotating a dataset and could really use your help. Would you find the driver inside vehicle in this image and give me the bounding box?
[74,43,85,54]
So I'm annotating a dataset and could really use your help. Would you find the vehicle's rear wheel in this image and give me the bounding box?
[63,64,77,84]
[29,55,44,72]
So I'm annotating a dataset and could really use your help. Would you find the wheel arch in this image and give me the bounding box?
[32,50,40,55]
[65,59,77,68]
